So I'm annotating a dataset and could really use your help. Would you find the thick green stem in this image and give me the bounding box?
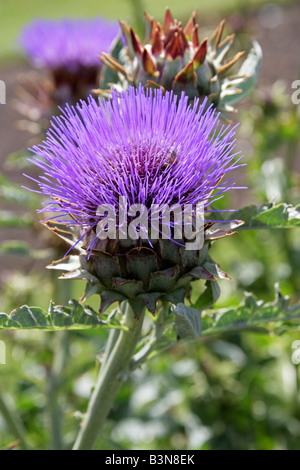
[130,301,171,370]
[73,303,145,450]
[101,327,120,370]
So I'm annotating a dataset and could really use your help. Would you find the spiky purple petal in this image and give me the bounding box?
[26,87,244,238]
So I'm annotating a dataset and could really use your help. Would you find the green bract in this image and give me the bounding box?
[46,221,243,316]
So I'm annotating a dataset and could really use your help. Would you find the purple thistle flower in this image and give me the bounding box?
[20,18,119,71]
[26,87,244,249]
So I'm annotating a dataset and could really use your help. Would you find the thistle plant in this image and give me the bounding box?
[1,6,300,453]
[14,18,119,134]
[27,86,244,314]
[97,8,262,114]
[23,86,244,448]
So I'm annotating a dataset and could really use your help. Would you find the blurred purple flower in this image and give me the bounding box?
[26,87,244,243]
[20,18,119,71]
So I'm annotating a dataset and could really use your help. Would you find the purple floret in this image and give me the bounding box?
[20,18,119,70]
[26,87,244,244]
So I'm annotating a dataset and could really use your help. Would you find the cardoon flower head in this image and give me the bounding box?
[20,18,119,71]
[98,8,262,113]
[27,86,244,313]
[15,18,119,133]
[29,86,242,225]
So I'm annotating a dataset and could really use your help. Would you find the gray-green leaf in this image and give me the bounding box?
[231,203,300,230]
[201,287,300,336]
[0,300,125,331]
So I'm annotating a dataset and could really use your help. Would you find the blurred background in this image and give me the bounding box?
[0,0,299,450]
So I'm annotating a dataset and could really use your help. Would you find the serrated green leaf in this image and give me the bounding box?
[0,300,126,331]
[231,203,300,230]
[201,287,300,336]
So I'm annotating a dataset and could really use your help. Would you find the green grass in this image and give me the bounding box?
[0,0,293,63]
